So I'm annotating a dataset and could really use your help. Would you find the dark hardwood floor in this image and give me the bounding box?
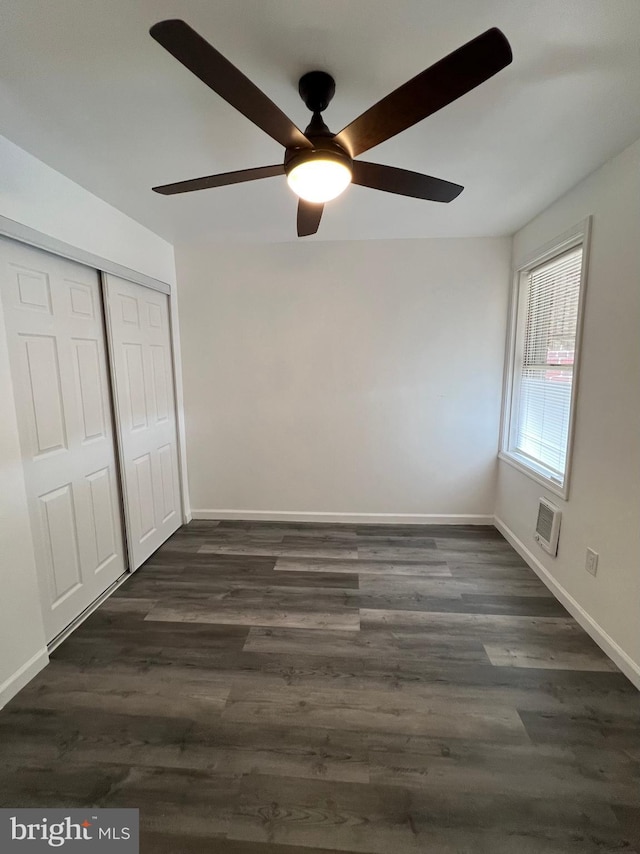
[1,521,638,853]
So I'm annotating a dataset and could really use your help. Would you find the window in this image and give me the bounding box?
[500,220,590,497]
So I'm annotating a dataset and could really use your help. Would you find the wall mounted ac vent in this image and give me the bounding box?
[535,498,561,556]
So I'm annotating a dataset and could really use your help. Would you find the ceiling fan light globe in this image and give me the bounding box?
[286,159,352,203]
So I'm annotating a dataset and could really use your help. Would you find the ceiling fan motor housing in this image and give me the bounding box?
[284,136,353,178]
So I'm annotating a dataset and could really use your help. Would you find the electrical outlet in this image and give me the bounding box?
[585,548,599,576]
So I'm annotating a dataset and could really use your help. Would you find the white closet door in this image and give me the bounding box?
[0,238,126,641]
[104,274,181,568]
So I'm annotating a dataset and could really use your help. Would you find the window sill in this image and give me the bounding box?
[498,450,569,500]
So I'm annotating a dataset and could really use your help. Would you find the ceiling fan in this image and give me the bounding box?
[150,20,512,237]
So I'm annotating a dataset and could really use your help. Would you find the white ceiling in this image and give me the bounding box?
[1,0,640,244]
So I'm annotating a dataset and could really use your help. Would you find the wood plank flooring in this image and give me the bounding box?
[0,520,638,853]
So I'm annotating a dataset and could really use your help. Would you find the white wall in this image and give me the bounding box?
[495,137,640,685]
[176,237,511,522]
[0,135,175,286]
[0,136,178,707]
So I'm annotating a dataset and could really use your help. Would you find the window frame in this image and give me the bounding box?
[499,217,591,499]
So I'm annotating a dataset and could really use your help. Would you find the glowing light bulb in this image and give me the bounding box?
[286,158,352,203]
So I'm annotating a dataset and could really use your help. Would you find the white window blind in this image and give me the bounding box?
[511,245,583,482]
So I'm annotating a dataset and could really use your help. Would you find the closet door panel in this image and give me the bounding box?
[0,238,126,641]
[104,274,181,568]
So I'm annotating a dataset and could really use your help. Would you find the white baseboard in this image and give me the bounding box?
[494,516,640,690]
[191,509,494,525]
[0,647,49,710]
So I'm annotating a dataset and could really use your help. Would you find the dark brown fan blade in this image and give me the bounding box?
[335,28,512,157]
[297,200,324,236]
[150,20,310,150]
[153,164,284,195]
[352,161,463,202]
